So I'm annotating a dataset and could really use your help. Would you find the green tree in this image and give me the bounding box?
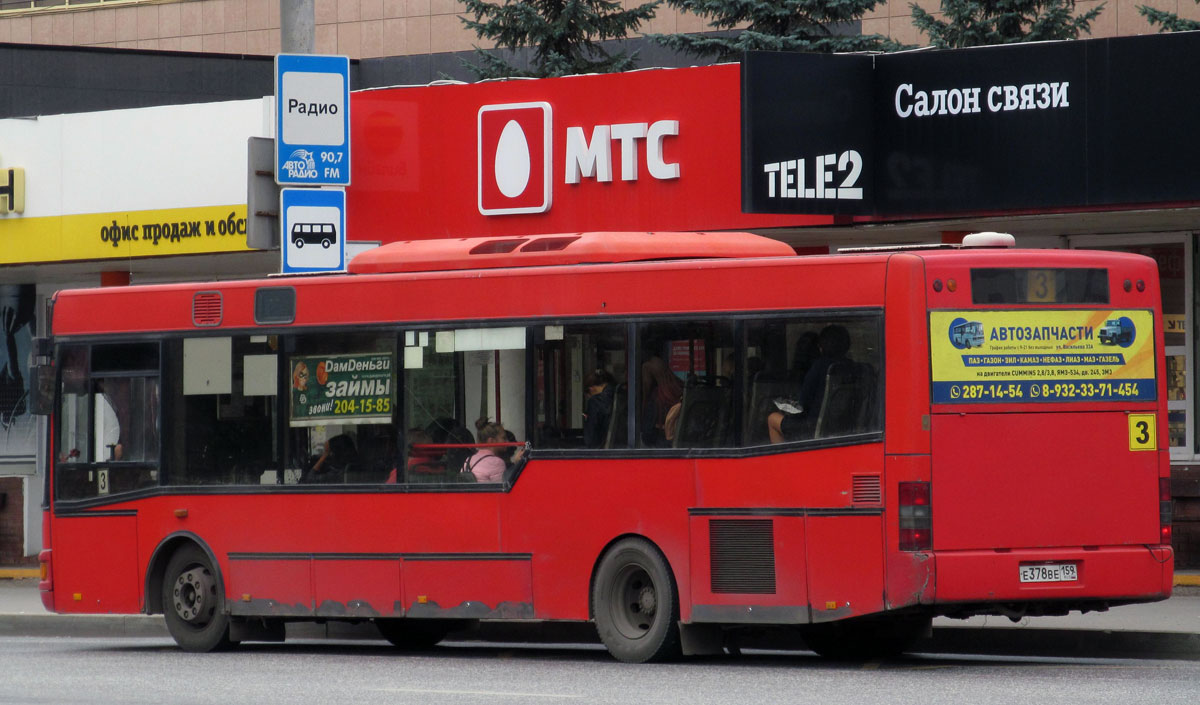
[1137,2,1200,31]
[460,0,661,78]
[911,0,1104,48]
[649,0,904,62]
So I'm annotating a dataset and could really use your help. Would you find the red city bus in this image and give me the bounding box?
[33,231,1173,662]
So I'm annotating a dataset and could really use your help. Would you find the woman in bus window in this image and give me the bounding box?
[640,356,683,447]
[463,420,520,482]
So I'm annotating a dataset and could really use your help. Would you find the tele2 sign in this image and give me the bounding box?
[275,54,351,186]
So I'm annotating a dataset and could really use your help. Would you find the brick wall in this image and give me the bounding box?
[0,477,34,566]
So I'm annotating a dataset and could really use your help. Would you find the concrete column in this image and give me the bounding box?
[281,0,316,54]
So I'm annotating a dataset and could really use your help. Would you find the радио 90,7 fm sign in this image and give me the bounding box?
[275,54,351,187]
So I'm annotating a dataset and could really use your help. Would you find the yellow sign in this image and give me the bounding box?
[930,309,1156,403]
[1128,413,1157,451]
[0,150,23,215]
[0,205,252,264]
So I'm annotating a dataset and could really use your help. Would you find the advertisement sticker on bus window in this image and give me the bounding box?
[929,310,1156,404]
[289,352,394,426]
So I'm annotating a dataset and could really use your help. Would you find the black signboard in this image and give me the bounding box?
[743,32,1200,217]
[742,52,875,215]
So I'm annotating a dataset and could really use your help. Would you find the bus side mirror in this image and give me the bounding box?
[29,363,55,416]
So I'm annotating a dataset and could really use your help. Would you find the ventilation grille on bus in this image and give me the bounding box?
[852,474,883,505]
[192,291,223,327]
[710,519,776,594]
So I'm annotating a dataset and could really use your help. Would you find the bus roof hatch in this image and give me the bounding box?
[346,231,796,274]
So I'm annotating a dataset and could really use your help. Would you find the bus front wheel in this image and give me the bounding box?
[162,544,234,652]
[592,537,681,663]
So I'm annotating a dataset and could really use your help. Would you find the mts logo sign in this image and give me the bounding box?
[477,102,680,216]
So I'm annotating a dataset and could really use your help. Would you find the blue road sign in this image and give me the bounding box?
[275,54,351,186]
[281,188,346,274]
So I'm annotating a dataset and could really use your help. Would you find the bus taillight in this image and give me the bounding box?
[1160,477,1173,544]
[899,481,932,551]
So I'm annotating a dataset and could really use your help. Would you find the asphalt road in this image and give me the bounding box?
[2,636,1198,705]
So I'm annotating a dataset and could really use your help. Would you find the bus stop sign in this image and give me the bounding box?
[281,188,346,274]
[275,54,351,186]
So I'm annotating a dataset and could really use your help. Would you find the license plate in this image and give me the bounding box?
[1019,563,1078,583]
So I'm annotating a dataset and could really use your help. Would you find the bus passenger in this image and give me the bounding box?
[583,369,617,448]
[767,324,852,443]
[387,428,441,483]
[463,420,520,482]
[640,356,683,447]
[789,331,821,384]
[308,433,357,482]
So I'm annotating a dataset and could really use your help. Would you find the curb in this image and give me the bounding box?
[919,627,1200,660]
[1176,574,1200,588]
[0,569,39,580]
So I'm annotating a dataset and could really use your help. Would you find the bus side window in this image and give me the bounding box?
[532,323,627,450]
[55,342,160,501]
[636,320,738,449]
[402,326,526,483]
[745,315,883,446]
[284,331,398,486]
[165,336,281,486]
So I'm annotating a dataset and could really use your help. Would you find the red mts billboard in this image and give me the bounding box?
[347,64,829,241]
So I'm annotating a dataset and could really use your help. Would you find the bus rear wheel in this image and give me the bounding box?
[592,537,681,663]
[375,618,454,650]
[162,544,234,652]
[800,613,931,660]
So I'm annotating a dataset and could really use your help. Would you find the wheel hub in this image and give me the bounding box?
[637,585,657,615]
[172,566,215,624]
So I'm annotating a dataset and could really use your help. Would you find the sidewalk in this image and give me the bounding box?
[1,575,1198,658]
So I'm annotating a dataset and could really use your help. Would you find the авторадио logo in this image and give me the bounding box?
[282,149,318,180]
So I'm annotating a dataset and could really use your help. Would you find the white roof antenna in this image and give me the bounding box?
[961,231,1015,248]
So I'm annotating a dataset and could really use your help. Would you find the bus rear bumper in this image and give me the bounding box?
[932,545,1173,612]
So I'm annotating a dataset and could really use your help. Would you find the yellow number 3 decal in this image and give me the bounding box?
[1129,414,1156,451]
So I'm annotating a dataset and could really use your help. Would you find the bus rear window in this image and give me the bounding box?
[971,268,1109,305]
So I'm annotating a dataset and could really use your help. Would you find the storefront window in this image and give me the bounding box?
[1073,236,1191,458]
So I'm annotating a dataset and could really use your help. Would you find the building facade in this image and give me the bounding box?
[1,0,1192,67]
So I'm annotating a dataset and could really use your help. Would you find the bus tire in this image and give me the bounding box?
[162,544,234,652]
[592,537,681,663]
[294,239,303,249]
[321,238,332,249]
[801,613,930,661]
[375,618,455,650]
